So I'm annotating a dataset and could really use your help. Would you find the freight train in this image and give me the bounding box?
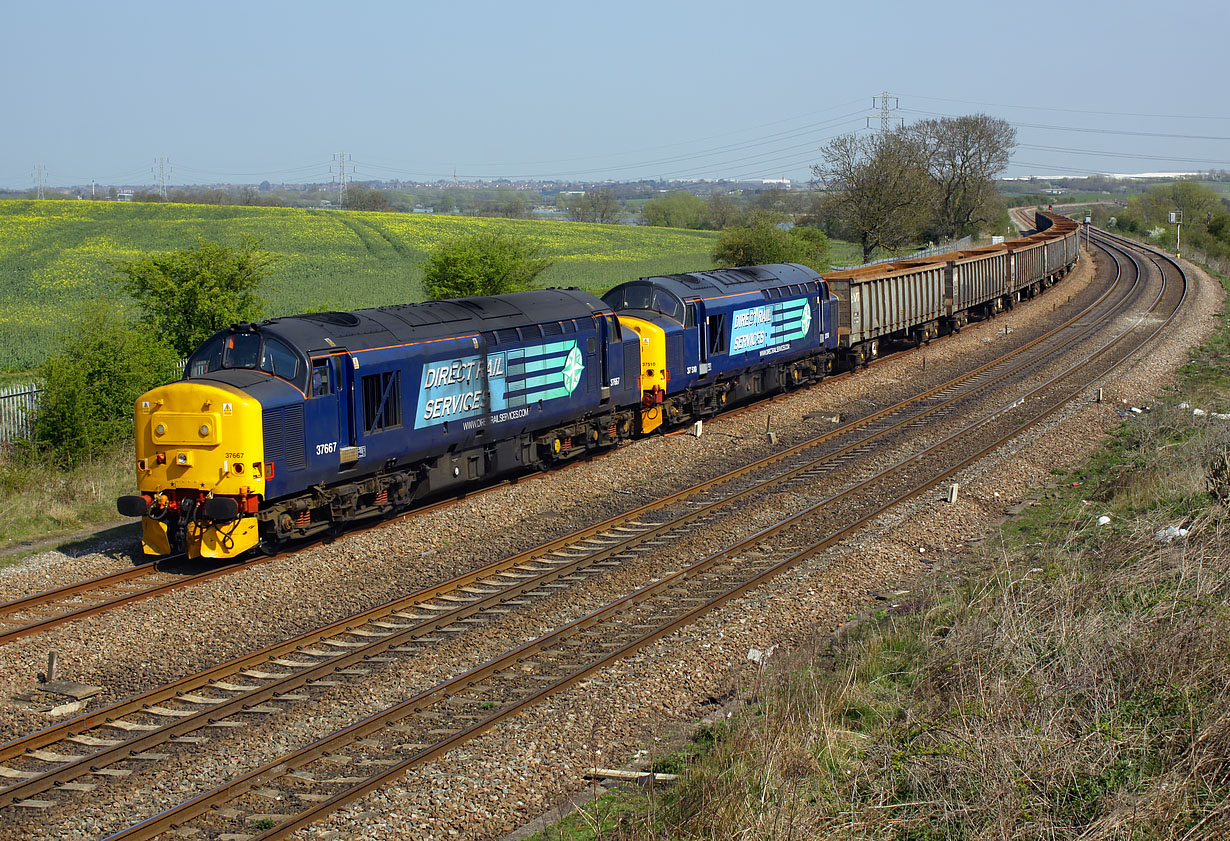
[117,212,1080,559]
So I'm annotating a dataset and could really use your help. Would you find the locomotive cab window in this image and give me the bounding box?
[188,335,225,378]
[653,289,684,323]
[621,284,652,310]
[310,359,333,396]
[261,338,300,382]
[187,332,307,391]
[224,333,262,370]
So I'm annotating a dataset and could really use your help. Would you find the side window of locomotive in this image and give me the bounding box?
[362,371,403,433]
[310,358,333,396]
[331,356,346,391]
[685,302,697,328]
[653,289,684,322]
[707,314,728,354]
[189,335,225,377]
[261,337,301,384]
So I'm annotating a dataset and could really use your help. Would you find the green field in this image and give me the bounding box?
[0,200,720,372]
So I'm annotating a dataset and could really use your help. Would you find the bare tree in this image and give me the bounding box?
[566,189,621,223]
[910,114,1015,240]
[706,192,741,229]
[812,130,934,263]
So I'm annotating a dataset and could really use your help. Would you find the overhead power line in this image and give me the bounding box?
[901,93,1230,122]
[899,107,1230,142]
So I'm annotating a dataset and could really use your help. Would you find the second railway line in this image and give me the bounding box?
[0,225,1200,841]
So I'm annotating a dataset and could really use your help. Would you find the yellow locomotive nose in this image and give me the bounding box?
[128,381,266,558]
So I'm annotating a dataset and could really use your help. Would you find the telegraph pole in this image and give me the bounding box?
[332,152,352,207]
[32,163,47,199]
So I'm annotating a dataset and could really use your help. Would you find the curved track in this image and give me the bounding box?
[90,229,1185,841]
[0,229,1193,839]
[0,224,1081,648]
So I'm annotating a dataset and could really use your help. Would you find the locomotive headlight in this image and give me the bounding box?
[155,424,166,436]
[176,452,191,466]
[199,424,210,437]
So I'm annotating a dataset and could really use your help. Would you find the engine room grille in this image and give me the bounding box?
[263,404,306,472]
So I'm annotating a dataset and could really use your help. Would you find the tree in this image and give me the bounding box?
[813,130,935,263]
[566,189,621,223]
[706,193,742,229]
[110,236,275,358]
[343,183,392,212]
[34,307,180,463]
[712,218,829,270]
[480,189,529,218]
[421,232,553,300]
[910,114,1015,240]
[643,191,708,228]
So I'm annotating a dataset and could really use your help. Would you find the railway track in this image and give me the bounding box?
[70,228,1182,841]
[0,470,563,648]
[0,235,1081,650]
[0,230,1184,839]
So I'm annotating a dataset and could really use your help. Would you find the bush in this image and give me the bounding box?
[712,220,830,270]
[110,236,274,358]
[421,231,552,300]
[33,307,180,464]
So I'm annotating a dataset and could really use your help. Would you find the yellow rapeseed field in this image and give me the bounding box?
[0,200,718,372]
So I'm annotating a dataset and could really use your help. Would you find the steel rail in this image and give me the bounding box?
[0,240,1106,751]
[102,231,1183,841]
[0,239,1120,809]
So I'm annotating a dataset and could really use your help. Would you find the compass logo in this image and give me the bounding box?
[562,345,584,393]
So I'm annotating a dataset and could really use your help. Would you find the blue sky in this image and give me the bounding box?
[3,0,1227,189]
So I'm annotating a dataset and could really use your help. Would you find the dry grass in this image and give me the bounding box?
[618,509,1230,840]
[592,298,1230,840]
[0,444,132,551]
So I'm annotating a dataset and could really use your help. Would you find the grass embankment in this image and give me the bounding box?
[0,200,721,372]
[541,271,1230,839]
[0,446,132,561]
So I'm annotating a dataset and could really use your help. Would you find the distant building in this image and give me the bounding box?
[761,178,791,188]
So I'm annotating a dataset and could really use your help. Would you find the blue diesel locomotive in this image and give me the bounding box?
[117,288,642,557]
[602,263,838,433]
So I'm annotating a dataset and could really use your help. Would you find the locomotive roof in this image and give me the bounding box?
[249,287,612,355]
[606,263,823,302]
